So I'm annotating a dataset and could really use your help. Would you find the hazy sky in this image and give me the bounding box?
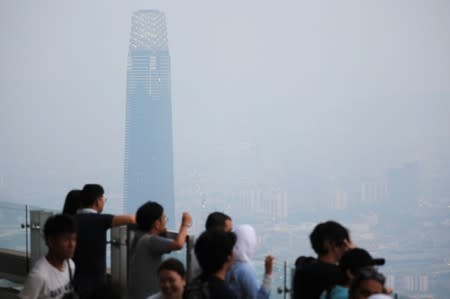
[1,0,450,211]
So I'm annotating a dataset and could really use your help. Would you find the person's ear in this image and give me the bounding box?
[227,253,234,263]
[346,269,354,280]
[46,236,55,249]
[323,240,332,252]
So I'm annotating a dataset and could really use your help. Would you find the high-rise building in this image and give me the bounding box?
[388,162,420,206]
[124,10,174,222]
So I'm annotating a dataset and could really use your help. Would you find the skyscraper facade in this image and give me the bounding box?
[124,10,174,221]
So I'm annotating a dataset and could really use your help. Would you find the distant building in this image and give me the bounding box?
[124,10,174,221]
[388,162,420,207]
[360,180,388,204]
[333,190,348,210]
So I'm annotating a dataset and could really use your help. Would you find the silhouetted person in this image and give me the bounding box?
[320,248,385,299]
[62,189,81,215]
[190,211,234,280]
[73,184,135,299]
[205,211,233,232]
[293,220,354,299]
[185,230,237,299]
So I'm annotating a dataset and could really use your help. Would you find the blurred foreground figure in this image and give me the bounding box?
[293,220,354,299]
[19,214,77,299]
[185,230,237,299]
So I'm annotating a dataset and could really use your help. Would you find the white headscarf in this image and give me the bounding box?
[233,224,257,263]
[368,295,392,299]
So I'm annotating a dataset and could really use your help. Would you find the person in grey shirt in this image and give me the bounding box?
[129,201,192,299]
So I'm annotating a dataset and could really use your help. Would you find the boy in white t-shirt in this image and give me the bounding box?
[19,214,77,299]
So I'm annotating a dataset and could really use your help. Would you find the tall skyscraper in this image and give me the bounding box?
[124,10,174,222]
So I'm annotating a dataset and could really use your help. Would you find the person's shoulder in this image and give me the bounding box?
[31,256,50,272]
[206,276,235,298]
[149,234,172,244]
[27,258,50,282]
[330,285,349,299]
[231,261,253,274]
[99,213,114,219]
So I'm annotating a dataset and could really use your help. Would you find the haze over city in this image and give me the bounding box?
[1,1,450,298]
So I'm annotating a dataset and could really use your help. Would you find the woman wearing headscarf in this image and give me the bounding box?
[226,224,274,299]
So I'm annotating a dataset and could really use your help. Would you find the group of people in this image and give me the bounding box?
[17,183,393,299]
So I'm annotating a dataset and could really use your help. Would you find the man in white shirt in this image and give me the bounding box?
[19,214,77,299]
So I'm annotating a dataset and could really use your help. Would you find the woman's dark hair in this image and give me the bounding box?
[62,190,81,215]
[158,258,186,278]
[136,201,163,231]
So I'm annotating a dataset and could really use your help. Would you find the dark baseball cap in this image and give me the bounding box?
[340,248,385,271]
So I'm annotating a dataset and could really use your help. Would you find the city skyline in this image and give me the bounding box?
[1,1,449,298]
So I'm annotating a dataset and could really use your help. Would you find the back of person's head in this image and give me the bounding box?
[349,268,386,299]
[233,224,257,263]
[310,220,350,256]
[80,184,104,208]
[340,248,385,277]
[195,230,236,275]
[205,211,231,231]
[136,201,163,231]
[158,258,186,277]
[62,189,81,215]
[44,214,76,241]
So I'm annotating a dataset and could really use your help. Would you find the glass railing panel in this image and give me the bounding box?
[0,201,28,253]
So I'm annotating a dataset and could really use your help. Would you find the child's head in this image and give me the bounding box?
[44,214,77,259]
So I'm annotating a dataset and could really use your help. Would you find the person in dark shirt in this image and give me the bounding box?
[189,229,237,299]
[73,184,135,299]
[293,220,354,299]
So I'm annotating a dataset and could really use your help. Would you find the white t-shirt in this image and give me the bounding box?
[19,256,75,299]
[147,292,164,299]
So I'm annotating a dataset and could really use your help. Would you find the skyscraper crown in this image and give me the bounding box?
[130,10,168,50]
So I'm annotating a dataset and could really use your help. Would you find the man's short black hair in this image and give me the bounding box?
[205,211,231,231]
[158,258,186,278]
[44,214,76,241]
[80,184,104,208]
[310,220,350,256]
[195,230,236,275]
[136,201,163,231]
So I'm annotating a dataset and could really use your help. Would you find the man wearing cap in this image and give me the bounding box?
[320,248,385,299]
